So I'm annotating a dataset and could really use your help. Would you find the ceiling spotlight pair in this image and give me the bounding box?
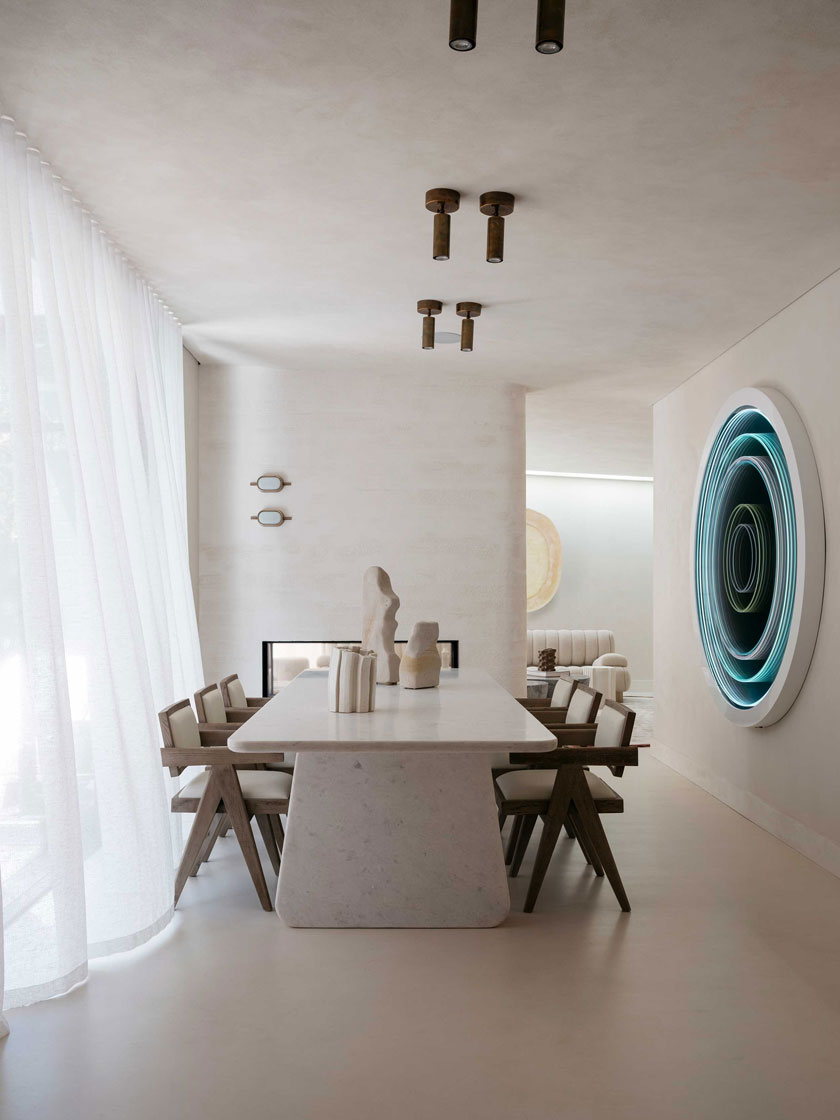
[425,188,515,263]
[417,301,482,352]
[450,0,565,55]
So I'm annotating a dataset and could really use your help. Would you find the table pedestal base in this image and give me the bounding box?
[276,751,510,928]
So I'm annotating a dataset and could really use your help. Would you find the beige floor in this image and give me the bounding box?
[3,751,840,1120]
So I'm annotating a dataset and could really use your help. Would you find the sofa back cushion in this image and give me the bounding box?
[527,629,615,667]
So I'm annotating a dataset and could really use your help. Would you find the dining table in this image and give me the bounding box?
[228,667,556,928]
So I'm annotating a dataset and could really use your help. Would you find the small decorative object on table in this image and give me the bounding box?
[328,646,377,713]
[400,621,442,689]
[361,566,401,684]
[537,647,556,672]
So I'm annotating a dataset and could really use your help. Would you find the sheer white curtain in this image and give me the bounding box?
[0,115,203,1014]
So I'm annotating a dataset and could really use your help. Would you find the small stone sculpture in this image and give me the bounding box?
[537,647,557,672]
[400,621,442,689]
[362,566,401,684]
[328,646,377,713]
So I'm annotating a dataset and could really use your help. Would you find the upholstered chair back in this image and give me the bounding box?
[168,702,201,750]
[566,685,599,724]
[195,684,227,723]
[593,700,635,748]
[527,629,615,668]
[550,675,577,708]
[224,675,248,708]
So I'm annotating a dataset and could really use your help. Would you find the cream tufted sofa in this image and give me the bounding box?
[527,629,631,700]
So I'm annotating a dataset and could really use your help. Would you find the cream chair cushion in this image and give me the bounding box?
[201,686,227,723]
[178,769,292,802]
[169,703,201,751]
[594,703,628,747]
[592,654,631,694]
[496,768,620,804]
[566,688,597,724]
[226,676,248,708]
[549,676,576,708]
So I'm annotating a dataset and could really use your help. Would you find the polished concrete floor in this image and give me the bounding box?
[3,751,840,1120]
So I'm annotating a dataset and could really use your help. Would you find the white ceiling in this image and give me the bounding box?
[2,0,839,474]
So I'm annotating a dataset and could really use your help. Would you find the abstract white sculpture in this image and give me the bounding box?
[361,566,401,684]
[327,646,377,713]
[400,621,442,689]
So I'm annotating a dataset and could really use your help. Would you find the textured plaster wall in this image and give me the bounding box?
[653,269,840,874]
[198,367,526,695]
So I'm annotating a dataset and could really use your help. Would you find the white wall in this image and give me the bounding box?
[198,367,526,695]
[525,475,653,690]
[654,268,840,876]
[183,348,200,612]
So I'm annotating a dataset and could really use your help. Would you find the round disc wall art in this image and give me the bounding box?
[526,508,562,612]
[692,387,824,726]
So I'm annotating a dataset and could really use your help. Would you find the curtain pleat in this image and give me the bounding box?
[0,116,203,1014]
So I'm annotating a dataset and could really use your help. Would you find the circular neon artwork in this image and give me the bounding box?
[693,388,824,726]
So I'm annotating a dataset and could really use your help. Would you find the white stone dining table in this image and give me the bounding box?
[228,668,556,928]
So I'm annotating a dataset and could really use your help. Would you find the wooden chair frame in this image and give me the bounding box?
[159,700,289,911]
[220,673,270,708]
[194,683,256,724]
[496,701,643,913]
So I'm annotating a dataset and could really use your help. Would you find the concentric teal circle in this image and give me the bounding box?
[694,406,797,709]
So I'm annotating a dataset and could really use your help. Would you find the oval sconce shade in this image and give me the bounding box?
[526,508,562,611]
[252,510,292,527]
[251,475,291,491]
[693,387,825,726]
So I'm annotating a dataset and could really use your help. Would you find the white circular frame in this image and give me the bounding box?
[691,387,825,727]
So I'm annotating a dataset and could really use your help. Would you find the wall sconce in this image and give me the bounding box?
[251,475,292,491]
[536,0,565,54]
[424,189,460,261]
[456,302,482,351]
[479,192,514,263]
[417,299,443,349]
[252,510,292,527]
[449,0,477,51]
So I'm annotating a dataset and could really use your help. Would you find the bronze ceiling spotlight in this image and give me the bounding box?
[479,192,515,263]
[536,0,565,54]
[449,0,478,51]
[425,188,460,261]
[417,300,443,349]
[456,302,482,352]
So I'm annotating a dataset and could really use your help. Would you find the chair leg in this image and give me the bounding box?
[568,804,604,876]
[523,768,575,913]
[174,775,224,906]
[510,815,537,878]
[190,812,226,876]
[256,814,281,875]
[564,817,576,840]
[498,807,507,831]
[505,814,524,865]
[269,813,285,854]
[571,770,630,911]
[215,766,273,911]
[220,823,231,837]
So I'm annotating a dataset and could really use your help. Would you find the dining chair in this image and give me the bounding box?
[220,673,269,709]
[517,673,578,711]
[194,683,256,724]
[527,681,601,727]
[495,701,640,912]
[159,699,291,910]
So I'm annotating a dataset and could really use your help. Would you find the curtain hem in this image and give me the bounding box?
[4,905,173,1010]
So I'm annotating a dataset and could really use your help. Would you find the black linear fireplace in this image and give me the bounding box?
[261,640,460,696]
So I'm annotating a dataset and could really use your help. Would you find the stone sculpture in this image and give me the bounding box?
[400,621,442,689]
[361,566,401,684]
